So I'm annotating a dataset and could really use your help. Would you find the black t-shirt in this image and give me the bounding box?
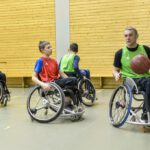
[113,44,150,68]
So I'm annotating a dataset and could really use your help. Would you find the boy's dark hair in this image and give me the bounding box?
[70,43,78,53]
[39,41,50,52]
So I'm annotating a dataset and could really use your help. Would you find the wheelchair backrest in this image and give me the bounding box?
[123,77,139,94]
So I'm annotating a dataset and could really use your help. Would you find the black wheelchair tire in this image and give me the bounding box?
[27,82,65,123]
[78,78,96,107]
[109,85,132,128]
[0,82,4,102]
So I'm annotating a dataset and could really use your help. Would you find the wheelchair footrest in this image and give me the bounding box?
[127,120,150,126]
[60,108,85,118]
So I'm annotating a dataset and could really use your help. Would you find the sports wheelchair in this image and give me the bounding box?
[0,80,10,106]
[78,78,96,106]
[27,82,85,123]
[109,77,150,128]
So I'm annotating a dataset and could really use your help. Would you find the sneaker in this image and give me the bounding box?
[141,113,148,123]
[77,107,83,113]
[64,104,75,113]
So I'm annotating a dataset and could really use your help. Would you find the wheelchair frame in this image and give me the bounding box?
[109,77,150,128]
[27,82,85,123]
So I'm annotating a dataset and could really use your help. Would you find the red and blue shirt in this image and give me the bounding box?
[34,57,59,82]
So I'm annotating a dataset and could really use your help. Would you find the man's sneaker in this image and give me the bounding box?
[141,113,148,123]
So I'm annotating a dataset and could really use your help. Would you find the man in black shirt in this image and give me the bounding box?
[113,27,150,122]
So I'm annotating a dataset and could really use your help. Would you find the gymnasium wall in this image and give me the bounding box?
[1,0,150,88]
[70,0,150,88]
[0,0,55,78]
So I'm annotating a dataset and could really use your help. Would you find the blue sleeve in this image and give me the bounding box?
[34,58,43,73]
[73,55,80,70]
[73,55,83,78]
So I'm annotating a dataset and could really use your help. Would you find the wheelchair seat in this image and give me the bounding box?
[124,77,145,101]
[124,77,140,94]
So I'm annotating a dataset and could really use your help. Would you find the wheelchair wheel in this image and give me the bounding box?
[109,85,132,128]
[27,82,65,123]
[78,79,96,106]
[0,82,4,103]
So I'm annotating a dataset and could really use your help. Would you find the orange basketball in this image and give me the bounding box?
[131,54,150,74]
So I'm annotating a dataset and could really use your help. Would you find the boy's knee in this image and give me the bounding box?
[71,77,78,85]
[84,69,90,79]
[85,69,90,73]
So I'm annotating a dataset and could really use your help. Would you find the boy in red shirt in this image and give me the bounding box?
[32,41,78,109]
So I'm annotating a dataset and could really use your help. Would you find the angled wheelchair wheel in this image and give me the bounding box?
[0,82,4,103]
[27,82,65,123]
[109,85,132,128]
[78,79,96,106]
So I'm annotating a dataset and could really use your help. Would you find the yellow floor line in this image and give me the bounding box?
[11,96,26,99]
[96,89,104,93]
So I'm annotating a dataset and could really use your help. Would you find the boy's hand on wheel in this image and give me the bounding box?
[41,83,51,91]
